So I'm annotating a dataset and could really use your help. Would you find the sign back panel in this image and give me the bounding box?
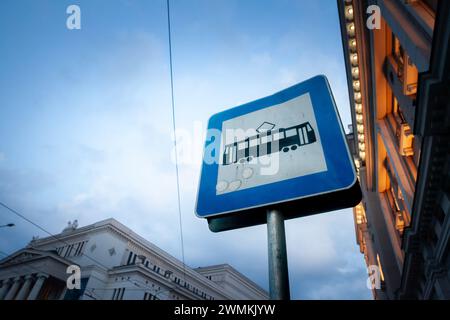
[195,75,361,231]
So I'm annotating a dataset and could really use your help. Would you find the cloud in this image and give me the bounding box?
[0,1,369,300]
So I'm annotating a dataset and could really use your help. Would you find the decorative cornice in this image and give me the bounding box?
[398,0,450,299]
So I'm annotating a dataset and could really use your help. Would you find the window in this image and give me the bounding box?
[112,288,125,300]
[126,251,133,265]
[75,241,86,256]
[152,265,161,274]
[143,292,158,300]
[391,33,418,95]
[392,98,406,129]
[57,241,87,258]
[384,157,410,237]
[392,34,405,74]
[64,244,73,257]
[272,132,282,141]
[389,97,409,147]
[74,242,81,256]
[238,142,246,150]
[285,128,297,137]
[75,242,81,256]
[249,138,258,147]
[164,270,172,278]
[386,97,418,182]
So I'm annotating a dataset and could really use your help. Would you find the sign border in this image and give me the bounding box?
[195,75,357,218]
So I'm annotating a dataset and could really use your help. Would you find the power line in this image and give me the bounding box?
[0,201,109,269]
[0,201,157,295]
[166,0,186,281]
[0,201,208,300]
[0,0,187,296]
[0,202,51,238]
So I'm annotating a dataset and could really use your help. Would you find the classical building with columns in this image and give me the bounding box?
[338,0,449,299]
[0,218,268,300]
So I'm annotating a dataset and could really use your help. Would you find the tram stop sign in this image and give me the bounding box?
[195,75,361,232]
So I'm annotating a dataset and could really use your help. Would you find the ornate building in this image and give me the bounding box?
[338,0,449,299]
[0,219,268,300]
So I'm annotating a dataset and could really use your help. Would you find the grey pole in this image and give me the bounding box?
[266,208,290,300]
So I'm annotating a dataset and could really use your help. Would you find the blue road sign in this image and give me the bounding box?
[196,75,359,225]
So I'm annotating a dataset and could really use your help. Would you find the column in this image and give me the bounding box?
[4,276,22,300]
[0,279,12,300]
[15,275,33,300]
[27,274,48,300]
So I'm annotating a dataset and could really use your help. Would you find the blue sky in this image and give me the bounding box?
[0,0,371,299]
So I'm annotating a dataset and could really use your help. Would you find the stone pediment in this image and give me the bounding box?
[0,249,51,266]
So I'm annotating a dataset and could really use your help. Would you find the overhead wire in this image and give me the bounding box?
[0,201,157,296]
[0,203,209,300]
[166,0,187,281]
[0,0,190,300]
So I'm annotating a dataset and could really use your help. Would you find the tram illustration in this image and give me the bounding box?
[222,121,317,165]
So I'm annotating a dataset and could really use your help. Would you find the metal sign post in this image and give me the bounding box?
[196,75,362,299]
[196,76,361,231]
[267,208,290,300]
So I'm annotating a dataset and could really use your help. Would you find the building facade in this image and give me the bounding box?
[0,218,268,300]
[338,0,449,299]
